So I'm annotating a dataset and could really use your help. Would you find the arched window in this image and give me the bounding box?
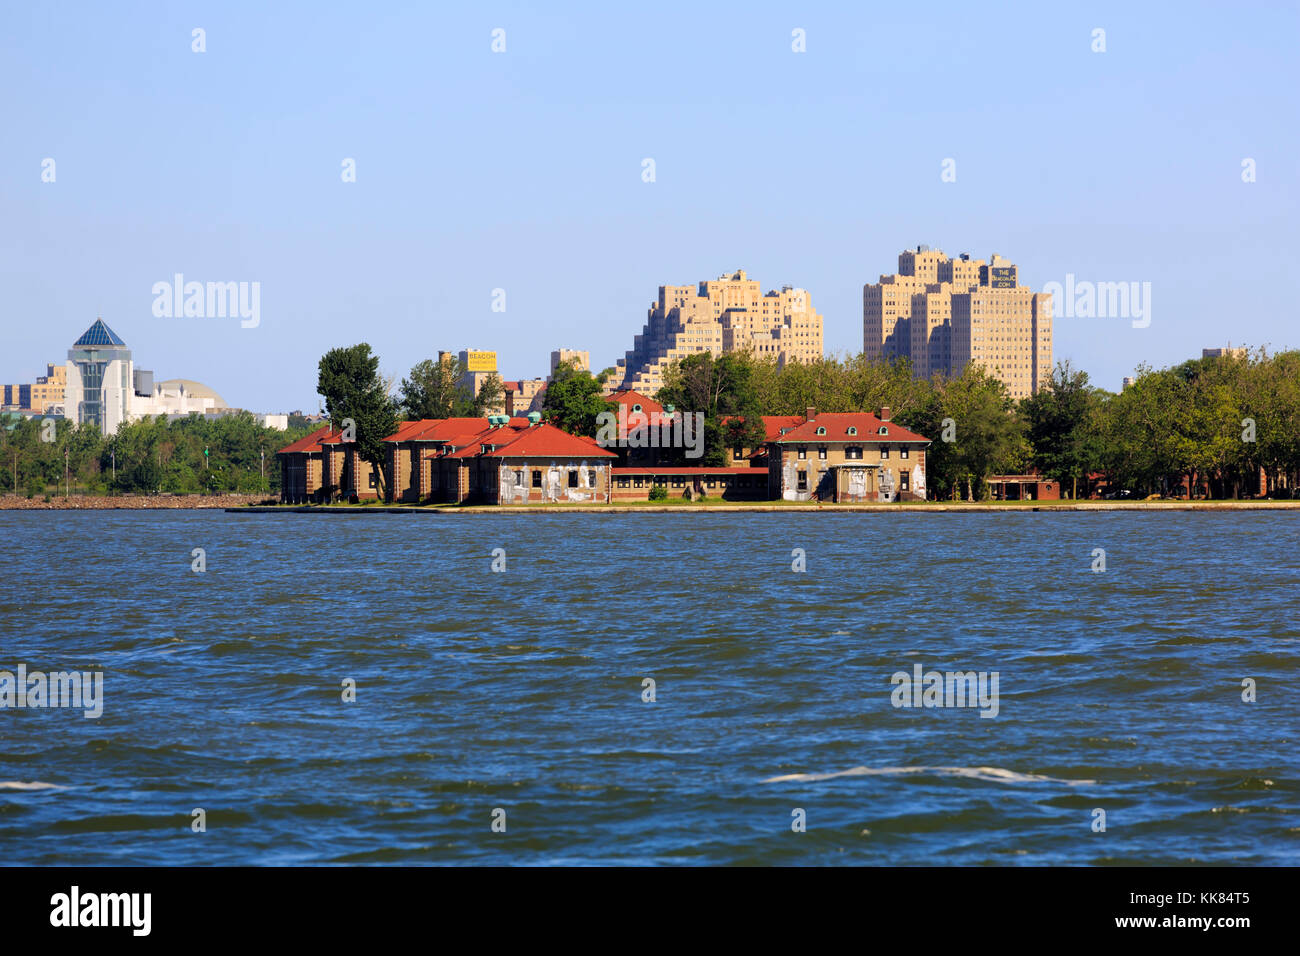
[847,426,857,436]
[815,426,826,435]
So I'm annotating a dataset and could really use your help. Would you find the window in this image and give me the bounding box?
[633,477,644,488]
[900,471,910,491]
[900,448,909,459]
[617,477,630,488]
[368,473,377,488]
[797,471,807,491]
[880,447,889,459]
[798,446,807,459]
[846,446,863,460]
[847,426,857,436]
[532,471,542,488]
[632,404,642,413]
[733,446,744,460]
[673,476,685,487]
[568,470,579,488]
[818,446,827,460]
[816,426,826,435]
[878,426,888,435]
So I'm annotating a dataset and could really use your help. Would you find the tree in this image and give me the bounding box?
[1021,361,1105,497]
[656,352,766,466]
[472,372,506,416]
[542,360,614,435]
[399,357,476,419]
[318,343,399,500]
[902,365,1024,499]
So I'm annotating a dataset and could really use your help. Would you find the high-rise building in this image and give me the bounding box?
[550,349,589,376]
[64,319,138,434]
[863,247,1053,400]
[616,270,823,395]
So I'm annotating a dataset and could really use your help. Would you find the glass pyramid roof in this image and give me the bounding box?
[73,319,127,347]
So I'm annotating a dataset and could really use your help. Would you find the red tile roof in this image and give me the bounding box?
[775,413,929,444]
[718,414,807,440]
[483,422,616,459]
[608,389,663,416]
[383,417,494,443]
[760,415,806,440]
[276,425,338,455]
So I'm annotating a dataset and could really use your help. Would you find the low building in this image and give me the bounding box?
[387,413,616,504]
[769,407,930,502]
[610,466,769,501]
[475,416,616,504]
[987,474,1060,501]
[280,407,934,506]
[276,425,339,503]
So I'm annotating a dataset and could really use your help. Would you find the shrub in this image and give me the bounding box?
[648,484,668,501]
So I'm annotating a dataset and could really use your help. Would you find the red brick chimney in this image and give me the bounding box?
[805,406,816,422]
[878,406,892,422]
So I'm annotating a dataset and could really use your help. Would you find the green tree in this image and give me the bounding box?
[399,357,476,419]
[317,343,399,500]
[1021,361,1105,498]
[902,365,1024,499]
[656,352,766,466]
[472,372,506,416]
[542,360,614,435]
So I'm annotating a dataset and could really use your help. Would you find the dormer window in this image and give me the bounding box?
[632,404,642,413]
[846,426,858,436]
[878,426,888,435]
[815,426,826,435]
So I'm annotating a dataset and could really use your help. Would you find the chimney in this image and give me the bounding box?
[805,406,816,422]
[878,406,892,422]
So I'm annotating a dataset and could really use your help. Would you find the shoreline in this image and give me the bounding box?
[0,494,270,511]
[222,500,1300,515]
[4,496,1297,514]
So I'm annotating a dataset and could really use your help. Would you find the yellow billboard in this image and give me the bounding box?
[462,350,497,372]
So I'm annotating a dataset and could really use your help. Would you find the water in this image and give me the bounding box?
[1,510,1296,865]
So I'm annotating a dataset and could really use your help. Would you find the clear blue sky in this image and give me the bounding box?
[2,1,1296,412]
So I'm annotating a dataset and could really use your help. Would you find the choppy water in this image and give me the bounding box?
[1,510,1297,865]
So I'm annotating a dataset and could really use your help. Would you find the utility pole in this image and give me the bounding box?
[111,449,116,481]
[64,444,70,498]
[260,447,265,483]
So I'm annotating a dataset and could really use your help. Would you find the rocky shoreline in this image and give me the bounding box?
[0,494,273,510]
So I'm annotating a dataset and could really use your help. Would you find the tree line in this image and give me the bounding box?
[317,342,1300,502]
[650,347,1299,499]
[0,410,316,498]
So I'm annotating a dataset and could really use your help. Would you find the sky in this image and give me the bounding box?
[2,1,1297,413]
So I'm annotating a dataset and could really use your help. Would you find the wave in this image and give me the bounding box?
[761,765,1095,786]
[0,781,66,791]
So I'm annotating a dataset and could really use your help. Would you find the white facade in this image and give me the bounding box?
[65,320,135,436]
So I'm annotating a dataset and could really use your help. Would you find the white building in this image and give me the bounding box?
[64,318,281,434]
[64,319,136,436]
